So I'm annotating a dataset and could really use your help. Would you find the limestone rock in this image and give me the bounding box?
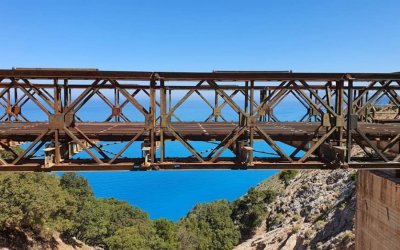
[234,170,356,250]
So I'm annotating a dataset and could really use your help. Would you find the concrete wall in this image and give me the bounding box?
[356,170,400,250]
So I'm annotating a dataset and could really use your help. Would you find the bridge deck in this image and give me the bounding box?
[1,122,399,141]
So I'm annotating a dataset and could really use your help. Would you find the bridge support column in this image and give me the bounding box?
[356,170,400,249]
[149,78,157,165]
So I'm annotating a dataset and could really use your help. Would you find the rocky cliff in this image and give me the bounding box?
[234,170,356,250]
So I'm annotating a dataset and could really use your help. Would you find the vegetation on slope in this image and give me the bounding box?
[0,169,355,250]
[235,169,356,249]
[0,172,246,249]
[232,187,277,239]
[0,173,76,238]
[278,170,299,186]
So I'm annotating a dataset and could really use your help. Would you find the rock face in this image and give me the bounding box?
[235,170,356,250]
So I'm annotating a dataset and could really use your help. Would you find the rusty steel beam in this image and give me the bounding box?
[1,160,400,172]
[1,68,400,81]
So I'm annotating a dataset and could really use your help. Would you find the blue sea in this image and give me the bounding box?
[79,170,276,221]
[22,94,305,221]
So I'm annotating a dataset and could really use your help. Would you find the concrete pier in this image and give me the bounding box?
[356,170,400,250]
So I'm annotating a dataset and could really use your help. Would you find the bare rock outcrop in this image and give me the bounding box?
[235,169,356,250]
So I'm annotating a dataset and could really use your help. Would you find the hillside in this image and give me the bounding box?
[234,170,356,250]
[0,170,356,250]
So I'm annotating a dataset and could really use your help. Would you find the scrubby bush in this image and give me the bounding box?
[279,170,298,185]
[349,171,357,182]
[305,229,315,239]
[341,230,355,241]
[292,214,302,222]
[263,189,277,204]
[0,173,76,238]
[73,198,149,246]
[232,187,277,239]
[153,218,180,250]
[273,213,285,225]
[314,220,326,231]
[292,224,301,233]
[60,172,94,209]
[178,200,240,250]
[0,146,24,160]
[105,222,161,250]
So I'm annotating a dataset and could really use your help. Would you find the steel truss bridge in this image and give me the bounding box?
[1,68,400,171]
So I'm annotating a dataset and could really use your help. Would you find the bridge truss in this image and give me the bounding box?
[0,69,400,171]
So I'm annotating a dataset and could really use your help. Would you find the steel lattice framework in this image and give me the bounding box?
[0,68,400,171]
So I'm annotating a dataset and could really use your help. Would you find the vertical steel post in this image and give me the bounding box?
[13,85,17,120]
[309,90,313,122]
[149,79,156,164]
[63,79,70,160]
[249,80,254,165]
[168,89,172,115]
[268,88,272,122]
[346,80,353,163]
[54,78,61,165]
[214,88,218,122]
[6,89,10,121]
[244,81,249,113]
[114,88,118,122]
[160,79,166,162]
[259,89,263,122]
[365,90,369,122]
[336,80,344,147]
[63,79,68,110]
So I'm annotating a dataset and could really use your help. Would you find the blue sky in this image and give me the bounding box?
[1,0,399,72]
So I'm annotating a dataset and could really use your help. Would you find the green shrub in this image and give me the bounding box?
[274,213,285,225]
[349,171,357,182]
[263,189,277,204]
[0,146,24,160]
[60,172,94,210]
[73,198,149,246]
[105,222,160,250]
[0,173,76,238]
[231,188,277,239]
[314,220,326,231]
[279,170,298,185]
[342,231,355,241]
[292,224,301,233]
[178,200,240,250]
[292,214,302,222]
[153,218,180,250]
[304,229,315,239]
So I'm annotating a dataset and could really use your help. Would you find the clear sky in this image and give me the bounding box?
[1,0,399,73]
